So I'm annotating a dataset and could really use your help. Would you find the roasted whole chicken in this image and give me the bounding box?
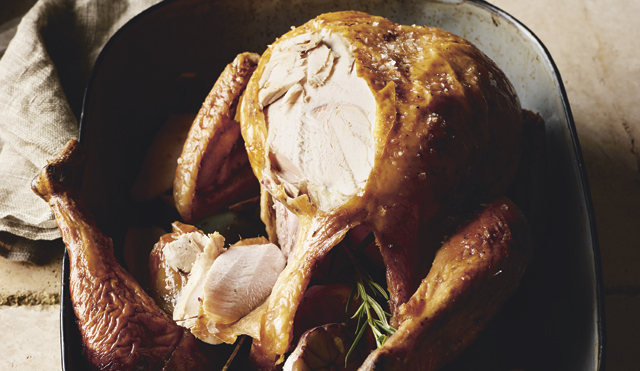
[34,10,536,371]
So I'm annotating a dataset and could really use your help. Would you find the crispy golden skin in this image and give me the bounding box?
[238,11,524,367]
[174,52,261,223]
[32,140,225,371]
[360,197,531,370]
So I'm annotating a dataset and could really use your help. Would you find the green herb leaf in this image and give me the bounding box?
[344,259,396,367]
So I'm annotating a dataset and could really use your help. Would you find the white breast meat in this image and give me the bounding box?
[202,242,286,324]
[172,235,286,343]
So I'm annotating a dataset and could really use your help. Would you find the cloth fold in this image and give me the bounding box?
[0,0,161,261]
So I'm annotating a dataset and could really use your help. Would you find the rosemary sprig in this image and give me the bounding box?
[221,335,246,371]
[344,261,396,366]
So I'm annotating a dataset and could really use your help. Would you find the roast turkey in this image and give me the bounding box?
[235,11,525,368]
[34,10,535,371]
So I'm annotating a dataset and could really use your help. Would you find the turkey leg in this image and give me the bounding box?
[32,139,226,371]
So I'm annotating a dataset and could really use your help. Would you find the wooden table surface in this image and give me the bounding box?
[1,0,638,370]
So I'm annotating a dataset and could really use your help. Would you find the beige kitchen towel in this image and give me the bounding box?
[0,0,162,262]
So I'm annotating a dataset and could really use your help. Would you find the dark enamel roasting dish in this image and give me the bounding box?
[61,0,604,369]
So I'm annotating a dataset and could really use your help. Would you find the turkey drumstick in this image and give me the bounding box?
[32,139,225,371]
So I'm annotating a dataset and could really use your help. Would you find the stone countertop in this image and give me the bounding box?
[490,1,640,369]
[1,0,638,370]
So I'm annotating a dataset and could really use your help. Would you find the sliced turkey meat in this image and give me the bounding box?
[172,235,286,345]
[173,232,226,330]
[202,242,286,324]
[163,230,209,273]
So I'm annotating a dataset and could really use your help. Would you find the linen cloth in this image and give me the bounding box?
[0,0,162,261]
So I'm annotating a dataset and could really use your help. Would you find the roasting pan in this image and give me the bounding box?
[63,0,604,369]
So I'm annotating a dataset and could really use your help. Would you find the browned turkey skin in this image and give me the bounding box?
[173,52,261,223]
[360,197,531,370]
[31,140,228,371]
[284,197,531,371]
